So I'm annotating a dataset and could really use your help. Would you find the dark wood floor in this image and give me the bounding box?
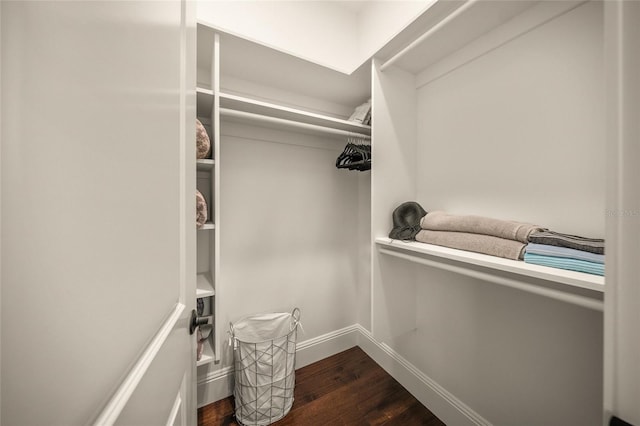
[198,346,445,426]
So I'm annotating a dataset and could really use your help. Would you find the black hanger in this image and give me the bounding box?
[336,136,371,172]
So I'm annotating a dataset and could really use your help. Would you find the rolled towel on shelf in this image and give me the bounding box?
[420,210,545,243]
[388,201,427,240]
[525,243,604,264]
[196,118,211,159]
[528,230,604,254]
[196,189,208,228]
[416,229,526,260]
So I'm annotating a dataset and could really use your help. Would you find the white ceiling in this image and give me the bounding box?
[332,1,372,15]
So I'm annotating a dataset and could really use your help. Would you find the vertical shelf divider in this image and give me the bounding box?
[212,32,221,363]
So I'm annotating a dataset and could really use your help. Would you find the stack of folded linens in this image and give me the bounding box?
[524,231,604,276]
[415,210,545,260]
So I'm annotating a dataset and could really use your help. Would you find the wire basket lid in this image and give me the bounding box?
[229,308,301,344]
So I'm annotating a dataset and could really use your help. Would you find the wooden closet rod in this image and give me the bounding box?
[380,0,480,72]
[379,248,604,311]
[220,108,371,139]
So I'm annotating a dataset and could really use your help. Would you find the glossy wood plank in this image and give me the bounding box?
[198,346,445,426]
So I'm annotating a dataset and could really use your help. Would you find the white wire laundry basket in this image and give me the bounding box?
[229,308,301,426]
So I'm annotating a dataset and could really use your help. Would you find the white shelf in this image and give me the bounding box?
[219,92,371,136]
[376,237,603,312]
[376,237,604,290]
[381,0,540,73]
[200,86,371,139]
[196,315,215,367]
[196,273,215,298]
[196,87,214,119]
[197,222,215,231]
[196,159,215,171]
[197,353,214,367]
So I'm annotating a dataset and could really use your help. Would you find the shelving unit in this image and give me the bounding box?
[370,2,606,423]
[198,88,372,140]
[194,22,371,409]
[195,27,220,369]
[200,83,371,144]
[196,87,214,118]
[196,159,215,171]
[196,273,215,298]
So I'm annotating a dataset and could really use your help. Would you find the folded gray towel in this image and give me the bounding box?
[420,210,545,243]
[528,230,604,254]
[416,230,526,260]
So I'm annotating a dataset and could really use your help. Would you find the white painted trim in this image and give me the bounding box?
[0,4,3,423]
[603,1,640,423]
[380,0,480,72]
[196,323,490,426]
[219,108,371,140]
[197,365,233,388]
[196,365,234,409]
[379,247,603,312]
[295,324,360,369]
[219,92,371,135]
[93,303,186,426]
[196,324,360,407]
[415,0,586,89]
[377,238,604,291]
[212,32,222,364]
[166,392,182,426]
[355,325,491,426]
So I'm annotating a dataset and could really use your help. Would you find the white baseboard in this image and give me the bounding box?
[295,324,361,369]
[355,325,491,426]
[197,323,491,426]
[196,324,360,408]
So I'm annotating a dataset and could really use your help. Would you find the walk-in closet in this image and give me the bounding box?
[2,1,639,425]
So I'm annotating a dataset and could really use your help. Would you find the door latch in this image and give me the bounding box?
[190,309,208,335]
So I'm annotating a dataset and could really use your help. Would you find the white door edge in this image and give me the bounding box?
[93,303,186,426]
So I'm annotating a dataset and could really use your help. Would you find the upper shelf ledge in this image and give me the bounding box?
[219,92,371,136]
[376,237,604,290]
[380,0,583,74]
[196,85,371,138]
[376,237,604,311]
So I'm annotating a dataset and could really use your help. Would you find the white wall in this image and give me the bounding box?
[412,2,604,424]
[197,1,432,74]
[197,1,358,73]
[204,121,368,369]
[408,269,602,425]
[356,1,434,64]
[604,1,640,424]
[416,1,605,237]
